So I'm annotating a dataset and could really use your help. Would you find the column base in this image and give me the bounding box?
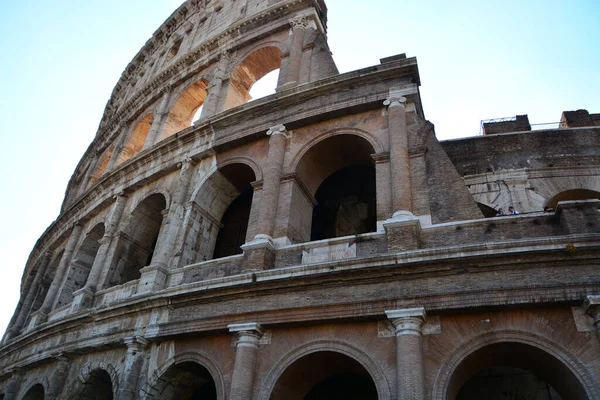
[137,264,169,294]
[241,236,276,271]
[383,211,422,252]
[3,326,20,342]
[276,81,298,92]
[71,287,95,312]
[28,310,49,329]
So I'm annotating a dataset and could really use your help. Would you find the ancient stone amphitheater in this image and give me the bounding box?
[2,0,600,399]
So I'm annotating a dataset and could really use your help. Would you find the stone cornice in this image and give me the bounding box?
[1,233,599,373]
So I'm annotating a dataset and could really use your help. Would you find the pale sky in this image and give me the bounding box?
[0,0,598,336]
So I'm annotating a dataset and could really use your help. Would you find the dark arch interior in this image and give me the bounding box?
[56,223,105,308]
[22,384,44,400]
[212,163,256,258]
[477,202,498,218]
[77,369,113,400]
[213,188,253,258]
[547,189,600,209]
[311,165,376,240]
[107,193,166,287]
[270,351,378,400]
[149,361,217,400]
[449,342,588,400]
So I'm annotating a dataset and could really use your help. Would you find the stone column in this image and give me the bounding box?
[118,336,149,400]
[4,251,53,340]
[47,354,71,400]
[384,89,413,219]
[254,125,290,240]
[72,193,128,310]
[279,18,309,88]
[144,90,171,149]
[584,296,600,343]
[386,308,426,400]
[242,125,289,271]
[106,123,131,172]
[4,370,22,400]
[228,323,265,400]
[373,152,393,227]
[30,224,83,326]
[201,52,230,118]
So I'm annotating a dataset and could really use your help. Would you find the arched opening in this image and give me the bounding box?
[547,189,600,210]
[161,80,208,141]
[224,46,282,110]
[22,384,45,400]
[248,69,279,101]
[150,361,217,400]
[477,202,498,218]
[119,114,153,165]
[106,194,166,287]
[295,134,377,242]
[55,223,105,308]
[87,147,114,189]
[179,163,256,265]
[27,250,64,324]
[76,369,113,400]
[270,351,378,400]
[448,342,587,400]
[311,166,376,240]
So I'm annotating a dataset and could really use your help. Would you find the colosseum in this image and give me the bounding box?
[2,0,600,399]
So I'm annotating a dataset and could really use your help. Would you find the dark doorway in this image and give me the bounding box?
[311,165,376,240]
[270,351,378,400]
[213,189,253,258]
[449,342,588,400]
[22,384,44,400]
[77,369,113,400]
[150,361,217,400]
[457,366,562,400]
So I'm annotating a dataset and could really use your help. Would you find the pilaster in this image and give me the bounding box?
[228,323,265,400]
[386,308,426,400]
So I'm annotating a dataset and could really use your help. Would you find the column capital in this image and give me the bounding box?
[386,308,426,336]
[54,352,71,363]
[124,336,150,352]
[289,17,311,31]
[266,124,291,139]
[229,323,265,348]
[384,95,407,109]
[177,157,195,172]
[583,296,600,323]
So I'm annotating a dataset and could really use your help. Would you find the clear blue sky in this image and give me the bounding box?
[0,0,598,335]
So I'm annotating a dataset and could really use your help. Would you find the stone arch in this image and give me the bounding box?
[87,146,115,189]
[431,330,600,400]
[69,362,119,400]
[179,162,258,265]
[19,379,47,400]
[118,113,154,165]
[289,128,384,180]
[55,223,106,308]
[223,43,284,110]
[144,352,224,400]
[160,78,209,141]
[291,130,380,241]
[27,249,64,323]
[105,193,167,288]
[260,339,392,400]
[547,189,600,209]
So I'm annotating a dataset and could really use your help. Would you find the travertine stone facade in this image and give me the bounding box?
[1,0,600,399]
